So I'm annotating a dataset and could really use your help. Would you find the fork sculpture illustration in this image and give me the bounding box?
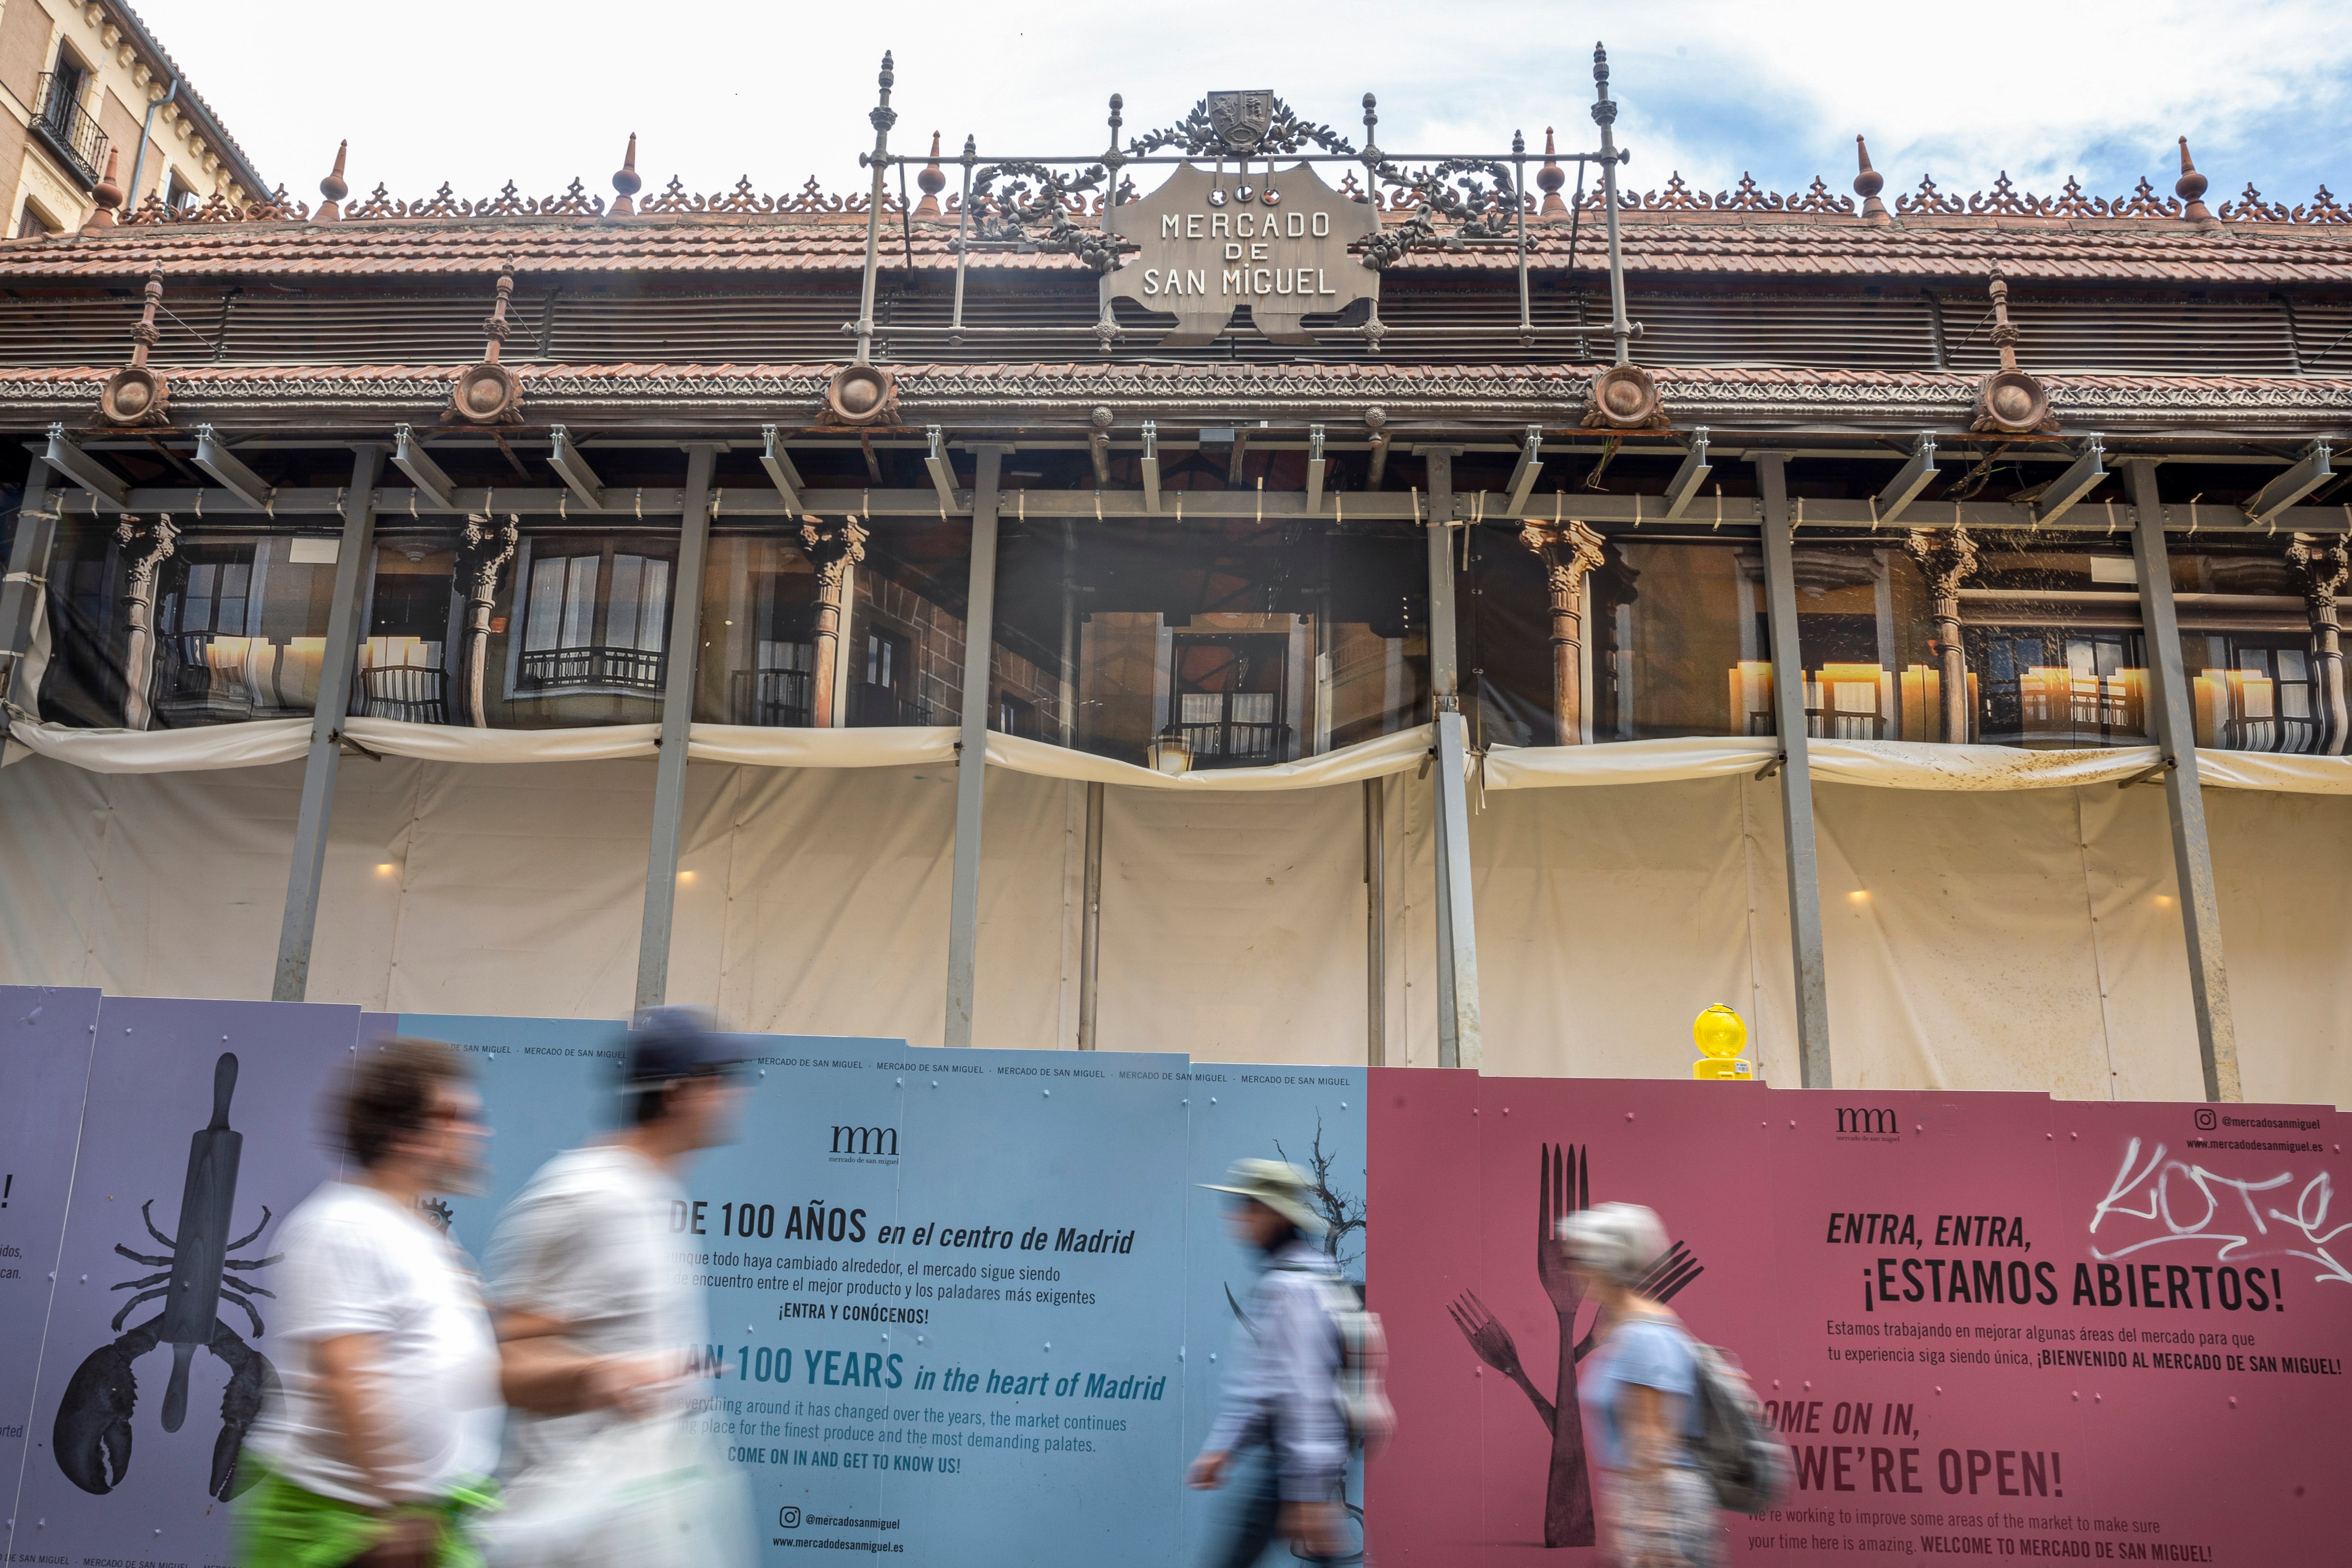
[1446,1143,1703,1547]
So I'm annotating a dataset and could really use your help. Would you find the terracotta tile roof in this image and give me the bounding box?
[7,208,2352,289]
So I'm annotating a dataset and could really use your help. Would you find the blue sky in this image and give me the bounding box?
[135,0,2352,216]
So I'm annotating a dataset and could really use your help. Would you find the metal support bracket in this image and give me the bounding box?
[546,425,608,512]
[1304,425,1327,516]
[2243,440,2333,526]
[760,424,806,514]
[1087,423,1111,488]
[41,424,127,508]
[2036,434,2106,525]
[1503,424,1544,517]
[1875,431,1938,525]
[1661,426,1712,520]
[193,425,276,512]
[2118,756,2177,789]
[926,425,961,514]
[391,424,455,511]
[1140,421,1162,514]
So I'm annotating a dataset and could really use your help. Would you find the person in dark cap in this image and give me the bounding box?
[1188,1159,1349,1568]
[476,1008,752,1568]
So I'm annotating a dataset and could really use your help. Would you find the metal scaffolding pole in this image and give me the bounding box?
[2123,458,2242,1102]
[1078,780,1104,1050]
[0,456,54,739]
[1754,454,1833,1086]
[1424,449,1483,1070]
[944,446,1007,1046]
[633,444,719,1010]
[1364,776,1387,1067]
[272,444,384,1001]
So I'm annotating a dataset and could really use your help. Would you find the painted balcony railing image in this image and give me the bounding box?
[517,645,665,693]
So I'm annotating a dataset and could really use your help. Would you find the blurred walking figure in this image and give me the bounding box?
[1558,1202,1721,1568]
[478,1008,751,1568]
[238,1040,500,1568]
[1188,1159,1352,1568]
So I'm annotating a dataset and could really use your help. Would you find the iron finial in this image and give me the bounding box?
[2176,135,2212,220]
[1591,42,1617,127]
[870,50,897,136]
[1537,127,1567,219]
[915,131,946,218]
[961,133,977,162]
[1854,134,1889,225]
[610,132,641,215]
[316,140,349,223]
[1361,92,1380,164]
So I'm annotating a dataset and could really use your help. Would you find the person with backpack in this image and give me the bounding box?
[1556,1202,1730,1568]
[1188,1159,1354,1568]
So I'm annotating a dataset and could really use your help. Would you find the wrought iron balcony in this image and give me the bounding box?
[31,73,108,191]
[518,645,665,693]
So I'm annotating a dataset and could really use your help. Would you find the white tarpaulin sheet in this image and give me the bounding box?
[11,714,2352,797]
[2,746,2347,1101]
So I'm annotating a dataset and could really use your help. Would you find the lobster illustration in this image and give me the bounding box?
[54,1051,282,1500]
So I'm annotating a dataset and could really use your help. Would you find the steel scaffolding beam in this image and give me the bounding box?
[2124,458,2242,1102]
[943,446,1008,1047]
[1424,448,1482,1071]
[272,444,384,1000]
[1755,453,1833,1087]
[633,444,719,1009]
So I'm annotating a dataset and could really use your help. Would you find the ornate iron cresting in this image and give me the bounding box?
[851,53,1642,359]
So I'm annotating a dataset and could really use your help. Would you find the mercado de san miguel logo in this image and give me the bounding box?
[1103,127,1380,347]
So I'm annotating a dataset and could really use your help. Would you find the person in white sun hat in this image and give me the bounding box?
[1187,1158,1349,1568]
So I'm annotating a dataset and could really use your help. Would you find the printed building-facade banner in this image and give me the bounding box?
[1,985,2345,1568]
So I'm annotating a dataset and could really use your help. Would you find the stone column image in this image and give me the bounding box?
[1519,518,1606,745]
[115,513,179,731]
[801,516,869,728]
[453,513,519,728]
[2287,532,2351,755]
[1904,527,1980,743]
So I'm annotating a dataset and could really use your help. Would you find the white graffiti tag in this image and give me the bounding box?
[2088,1138,2352,1286]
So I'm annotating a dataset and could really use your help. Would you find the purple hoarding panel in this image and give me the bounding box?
[0,986,102,1564]
[14,996,358,1568]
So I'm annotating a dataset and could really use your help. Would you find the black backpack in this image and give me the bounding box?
[1685,1338,1791,1514]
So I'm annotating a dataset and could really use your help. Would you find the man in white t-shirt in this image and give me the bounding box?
[478,1008,750,1568]
[238,1039,500,1568]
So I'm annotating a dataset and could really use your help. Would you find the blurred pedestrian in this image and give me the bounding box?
[237,1039,499,1568]
[1187,1159,1350,1568]
[1558,1201,1719,1568]
[476,1007,751,1568]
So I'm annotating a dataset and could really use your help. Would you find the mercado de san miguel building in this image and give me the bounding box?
[1,51,2349,1108]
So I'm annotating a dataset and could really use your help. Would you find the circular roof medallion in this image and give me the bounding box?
[451,362,520,424]
[827,364,896,425]
[99,365,166,426]
[1588,364,1663,429]
[1974,368,2049,435]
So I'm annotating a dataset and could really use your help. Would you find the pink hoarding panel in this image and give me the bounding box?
[1372,1076,2349,1567]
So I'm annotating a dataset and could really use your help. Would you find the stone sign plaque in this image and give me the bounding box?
[1103,161,1380,347]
